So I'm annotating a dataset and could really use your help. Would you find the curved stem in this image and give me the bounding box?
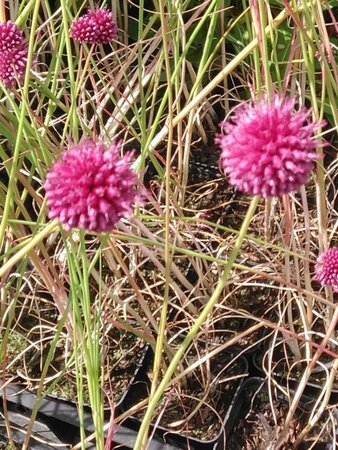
[0,220,58,280]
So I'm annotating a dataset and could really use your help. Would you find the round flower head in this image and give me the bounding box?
[0,21,27,88]
[0,45,28,88]
[70,6,117,45]
[0,21,24,52]
[44,140,138,232]
[215,96,324,197]
[315,247,338,293]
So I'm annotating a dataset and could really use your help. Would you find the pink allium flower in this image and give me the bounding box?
[215,96,324,197]
[70,6,117,45]
[0,45,28,88]
[44,140,138,232]
[315,247,338,292]
[0,21,24,51]
[0,21,27,88]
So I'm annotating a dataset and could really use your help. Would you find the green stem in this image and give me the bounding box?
[143,0,174,446]
[0,220,58,280]
[256,0,272,96]
[134,195,260,450]
[79,234,104,450]
[146,7,290,155]
[60,0,78,142]
[0,0,41,247]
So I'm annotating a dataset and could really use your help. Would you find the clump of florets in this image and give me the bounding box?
[0,21,24,51]
[315,247,338,293]
[70,6,117,45]
[215,96,325,198]
[44,140,139,233]
[0,21,27,88]
[0,45,28,88]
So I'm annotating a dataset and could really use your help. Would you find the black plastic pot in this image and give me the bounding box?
[42,339,150,416]
[124,350,248,450]
[0,382,92,448]
[0,407,70,450]
[226,377,335,449]
[0,344,153,448]
[0,381,181,449]
[253,343,338,402]
[0,346,247,449]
